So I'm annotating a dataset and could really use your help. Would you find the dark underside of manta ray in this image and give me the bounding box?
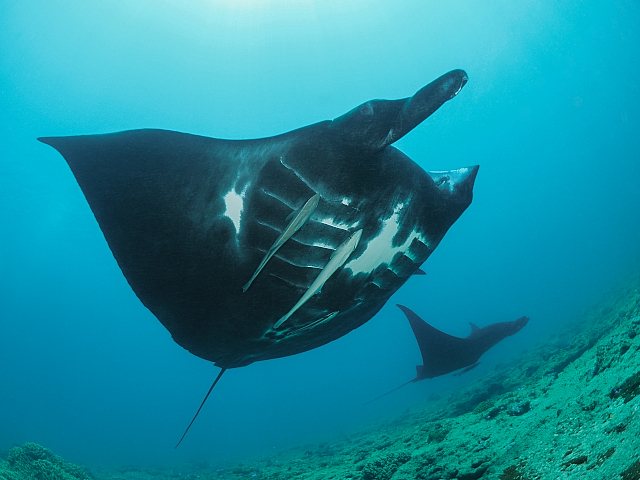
[39,69,477,371]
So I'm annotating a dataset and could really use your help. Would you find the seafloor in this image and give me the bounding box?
[2,269,640,480]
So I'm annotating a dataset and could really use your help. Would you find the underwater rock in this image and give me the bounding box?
[425,423,449,444]
[360,450,411,480]
[506,400,531,417]
[473,400,495,414]
[586,447,615,471]
[609,369,640,403]
[562,455,588,469]
[620,459,640,480]
[499,463,528,480]
[0,443,91,480]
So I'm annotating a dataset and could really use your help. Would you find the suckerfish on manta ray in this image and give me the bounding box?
[38,69,477,445]
[365,305,529,405]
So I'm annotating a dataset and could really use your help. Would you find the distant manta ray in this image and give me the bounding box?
[38,70,477,446]
[365,305,529,404]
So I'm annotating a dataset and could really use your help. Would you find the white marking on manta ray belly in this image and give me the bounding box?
[311,241,335,249]
[317,216,359,231]
[346,204,429,276]
[223,187,247,233]
[427,168,472,194]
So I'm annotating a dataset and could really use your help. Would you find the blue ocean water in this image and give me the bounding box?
[1,0,638,468]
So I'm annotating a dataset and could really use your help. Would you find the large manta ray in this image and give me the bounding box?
[39,69,477,442]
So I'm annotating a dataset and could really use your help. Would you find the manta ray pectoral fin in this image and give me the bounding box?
[273,229,363,329]
[243,193,320,292]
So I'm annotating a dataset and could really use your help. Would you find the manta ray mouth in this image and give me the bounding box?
[452,74,468,98]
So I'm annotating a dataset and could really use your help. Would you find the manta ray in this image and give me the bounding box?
[39,69,477,444]
[365,305,530,404]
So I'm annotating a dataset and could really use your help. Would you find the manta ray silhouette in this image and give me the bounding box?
[365,305,529,404]
[39,70,478,445]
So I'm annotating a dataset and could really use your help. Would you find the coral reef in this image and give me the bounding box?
[360,450,411,480]
[0,442,91,480]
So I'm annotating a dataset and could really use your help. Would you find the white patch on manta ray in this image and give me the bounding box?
[311,241,336,249]
[428,168,471,193]
[346,203,428,275]
[223,188,246,233]
[317,216,359,231]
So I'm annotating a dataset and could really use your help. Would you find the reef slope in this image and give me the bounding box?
[3,269,640,480]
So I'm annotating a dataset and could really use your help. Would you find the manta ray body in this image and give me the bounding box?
[39,70,477,371]
[364,306,530,405]
[398,305,530,380]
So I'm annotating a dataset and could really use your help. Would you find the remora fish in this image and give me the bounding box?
[243,193,320,292]
[274,229,363,329]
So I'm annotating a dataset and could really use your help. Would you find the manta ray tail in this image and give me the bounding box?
[175,368,227,448]
[362,378,415,406]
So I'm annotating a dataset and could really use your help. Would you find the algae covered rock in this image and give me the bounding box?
[473,400,495,414]
[0,443,91,480]
[361,450,411,480]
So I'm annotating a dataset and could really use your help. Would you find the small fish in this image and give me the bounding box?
[286,311,339,337]
[243,193,320,292]
[274,229,363,329]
